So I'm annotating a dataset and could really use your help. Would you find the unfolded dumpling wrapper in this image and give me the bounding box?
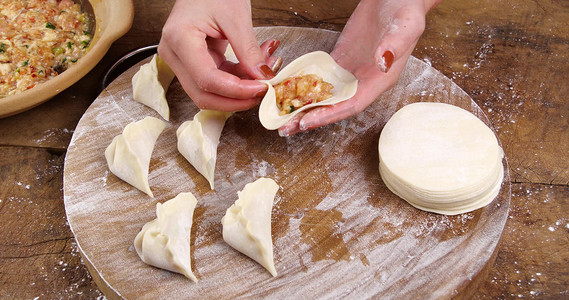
[105,116,166,197]
[177,110,232,190]
[132,54,176,121]
[221,177,278,277]
[259,51,358,130]
[134,192,198,282]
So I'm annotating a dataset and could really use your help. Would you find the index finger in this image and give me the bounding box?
[171,30,268,99]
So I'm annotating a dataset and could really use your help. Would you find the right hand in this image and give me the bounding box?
[278,0,440,136]
[158,0,280,112]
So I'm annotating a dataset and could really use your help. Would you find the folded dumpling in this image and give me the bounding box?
[134,192,198,282]
[221,177,278,277]
[176,110,232,190]
[132,54,176,121]
[105,116,166,197]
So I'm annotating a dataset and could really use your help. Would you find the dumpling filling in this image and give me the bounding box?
[274,74,334,115]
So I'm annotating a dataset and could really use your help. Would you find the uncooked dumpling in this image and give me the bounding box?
[134,192,198,282]
[105,116,166,197]
[132,54,176,121]
[378,102,504,215]
[259,51,358,130]
[221,177,278,277]
[176,110,232,190]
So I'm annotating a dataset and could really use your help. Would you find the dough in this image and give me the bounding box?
[258,51,358,130]
[176,110,232,190]
[224,44,238,63]
[221,177,278,277]
[134,192,198,282]
[132,54,176,121]
[105,116,166,197]
[378,102,504,215]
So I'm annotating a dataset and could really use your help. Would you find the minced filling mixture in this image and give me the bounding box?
[0,0,91,97]
[274,74,334,115]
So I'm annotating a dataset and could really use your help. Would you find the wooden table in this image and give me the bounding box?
[1,0,567,298]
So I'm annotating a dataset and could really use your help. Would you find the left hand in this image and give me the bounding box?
[278,0,441,136]
[158,0,281,112]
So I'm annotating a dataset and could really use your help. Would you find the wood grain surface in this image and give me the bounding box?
[64,27,510,299]
[1,0,568,299]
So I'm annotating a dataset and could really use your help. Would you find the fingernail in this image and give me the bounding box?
[258,64,275,79]
[299,119,309,131]
[270,56,283,73]
[254,88,267,97]
[378,50,394,73]
[278,128,290,137]
[267,40,280,56]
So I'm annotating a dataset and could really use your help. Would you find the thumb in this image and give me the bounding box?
[373,8,426,72]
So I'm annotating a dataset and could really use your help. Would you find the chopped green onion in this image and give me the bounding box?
[38,70,44,74]
[22,60,29,67]
[62,58,67,64]
[52,47,64,54]
[67,42,73,49]
[81,40,89,49]
[71,59,77,63]
[289,105,295,112]
[0,43,5,53]
[46,22,56,30]
[83,30,90,35]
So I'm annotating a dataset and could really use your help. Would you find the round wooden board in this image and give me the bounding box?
[64,27,510,299]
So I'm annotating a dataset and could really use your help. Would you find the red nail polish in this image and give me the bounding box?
[259,64,275,79]
[254,88,267,97]
[382,50,394,73]
[270,56,283,73]
[267,40,280,56]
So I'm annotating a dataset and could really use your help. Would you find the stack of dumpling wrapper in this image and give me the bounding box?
[378,102,504,215]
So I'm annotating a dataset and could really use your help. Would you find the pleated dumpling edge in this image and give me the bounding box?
[134,192,199,282]
[221,177,279,277]
[105,116,166,197]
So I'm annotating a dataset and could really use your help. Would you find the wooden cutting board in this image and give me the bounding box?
[63,27,510,299]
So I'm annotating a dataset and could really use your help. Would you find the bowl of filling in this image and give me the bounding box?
[0,0,134,118]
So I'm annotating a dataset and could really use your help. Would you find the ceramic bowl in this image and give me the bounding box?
[0,0,134,118]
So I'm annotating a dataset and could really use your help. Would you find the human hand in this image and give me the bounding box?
[278,0,441,136]
[158,0,281,112]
